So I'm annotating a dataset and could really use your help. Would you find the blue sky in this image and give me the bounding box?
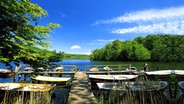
[32,0,184,55]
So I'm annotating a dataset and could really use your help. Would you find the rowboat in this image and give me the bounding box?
[145,70,184,81]
[174,70,184,81]
[0,83,55,103]
[97,82,131,91]
[128,81,168,104]
[0,83,55,92]
[0,68,15,78]
[53,66,64,72]
[103,66,113,71]
[96,81,167,91]
[89,75,138,83]
[145,70,173,81]
[96,81,168,104]
[89,67,99,72]
[128,81,168,91]
[31,75,71,85]
[89,74,138,90]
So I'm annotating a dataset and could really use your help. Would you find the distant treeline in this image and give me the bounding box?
[63,54,89,59]
[90,35,184,62]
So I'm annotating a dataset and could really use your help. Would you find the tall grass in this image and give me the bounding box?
[1,91,51,104]
[95,75,168,104]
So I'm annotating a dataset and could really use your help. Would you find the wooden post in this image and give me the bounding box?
[13,73,16,82]
[24,74,27,82]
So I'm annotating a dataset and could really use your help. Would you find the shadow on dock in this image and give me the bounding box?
[67,72,97,104]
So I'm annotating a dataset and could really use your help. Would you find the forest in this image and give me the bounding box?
[90,35,184,62]
[63,54,89,59]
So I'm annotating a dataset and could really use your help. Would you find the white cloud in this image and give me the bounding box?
[95,6,184,35]
[95,6,184,24]
[70,45,81,49]
[112,20,184,35]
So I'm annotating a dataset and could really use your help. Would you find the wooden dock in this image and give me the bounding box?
[67,71,97,104]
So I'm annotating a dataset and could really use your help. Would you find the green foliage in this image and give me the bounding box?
[90,39,150,61]
[150,35,184,62]
[90,35,184,62]
[64,53,89,59]
[0,0,61,68]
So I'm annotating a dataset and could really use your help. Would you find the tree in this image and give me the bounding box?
[0,0,60,69]
[122,41,150,61]
[111,40,123,61]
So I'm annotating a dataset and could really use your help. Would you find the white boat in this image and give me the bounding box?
[31,75,71,85]
[145,70,172,81]
[0,83,55,92]
[89,74,138,83]
[0,83,55,103]
[53,66,64,72]
[174,70,184,75]
[97,81,167,91]
[145,70,184,81]
[145,70,172,75]
[97,82,132,91]
[89,67,99,72]
[103,66,113,71]
[125,67,138,72]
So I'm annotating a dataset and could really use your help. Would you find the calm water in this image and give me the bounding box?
[58,60,184,71]
[1,60,184,82]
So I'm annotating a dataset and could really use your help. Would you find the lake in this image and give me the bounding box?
[1,60,184,72]
[58,60,184,71]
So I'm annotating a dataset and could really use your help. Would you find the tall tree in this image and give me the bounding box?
[111,40,123,61]
[0,0,60,69]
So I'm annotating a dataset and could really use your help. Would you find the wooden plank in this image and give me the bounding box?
[16,71,76,74]
[67,72,97,104]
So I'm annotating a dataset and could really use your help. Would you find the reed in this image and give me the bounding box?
[96,75,168,104]
[1,91,51,104]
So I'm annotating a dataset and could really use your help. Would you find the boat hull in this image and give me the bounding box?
[0,73,14,78]
[31,76,71,86]
[145,70,184,82]
[0,69,14,78]
[145,70,172,81]
[0,83,55,103]
[89,75,138,90]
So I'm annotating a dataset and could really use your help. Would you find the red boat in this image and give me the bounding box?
[0,68,15,78]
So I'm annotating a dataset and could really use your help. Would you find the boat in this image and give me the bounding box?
[89,67,99,72]
[174,70,184,81]
[0,68,15,78]
[53,66,64,72]
[31,75,71,85]
[145,70,184,81]
[127,81,168,104]
[96,81,168,104]
[96,81,167,91]
[125,67,138,72]
[103,66,113,71]
[0,83,55,103]
[96,82,131,91]
[89,74,138,83]
[145,70,173,81]
[0,83,55,92]
[128,81,168,91]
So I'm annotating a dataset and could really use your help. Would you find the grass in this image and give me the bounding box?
[0,91,52,104]
[94,75,169,104]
